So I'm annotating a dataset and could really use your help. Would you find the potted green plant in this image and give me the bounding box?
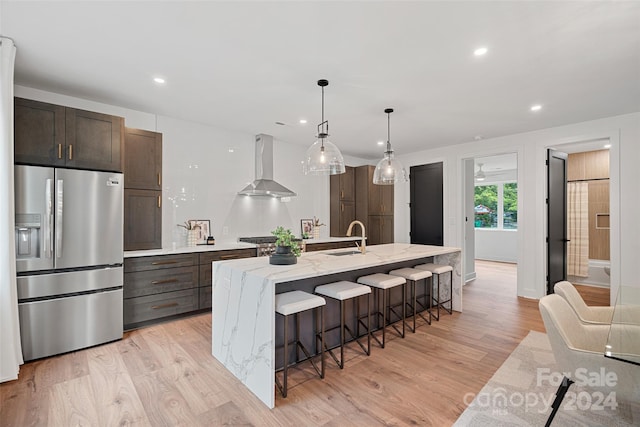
[270,226,301,265]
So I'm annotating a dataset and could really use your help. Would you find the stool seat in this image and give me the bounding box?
[358,273,406,289]
[276,290,326,316]
[415,263,453,275]
[389,268,432,281]
[316,281,371,300]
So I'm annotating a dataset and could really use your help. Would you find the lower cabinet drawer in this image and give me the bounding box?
[124,266,197,298]
[124,289,198,325]
[199,287,212,310]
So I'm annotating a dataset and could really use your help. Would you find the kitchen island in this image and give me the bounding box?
[212,243,461,408]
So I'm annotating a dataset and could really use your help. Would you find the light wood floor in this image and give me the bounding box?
[0,261,609,426]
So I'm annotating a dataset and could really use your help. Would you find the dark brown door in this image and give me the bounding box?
[66,108,123,172]
[547,149,568,294]
[339,201,356,236]
[14,98,66,166]
[124,189,162,250]
[124,128,162,190]
[410,162,443,245]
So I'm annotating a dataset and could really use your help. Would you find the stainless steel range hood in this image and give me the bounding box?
[238,134,297,198]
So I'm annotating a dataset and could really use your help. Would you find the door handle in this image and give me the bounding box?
[56,179,63,257]
[44,179,53,258]
[562,239,571,242]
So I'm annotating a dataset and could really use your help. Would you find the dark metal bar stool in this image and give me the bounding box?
[275,290,326,398]
[314,281,371,369]
[415,263,453,320]
[388,268,433,332]
[357,273,406,348]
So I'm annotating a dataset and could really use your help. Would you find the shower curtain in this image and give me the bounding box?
[567,182,589,277]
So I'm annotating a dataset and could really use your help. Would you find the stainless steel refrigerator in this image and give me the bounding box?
[15,165,124,361]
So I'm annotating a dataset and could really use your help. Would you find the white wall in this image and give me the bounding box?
[475,230,517,263]
[395,112,640,303]
[14,85,370,248]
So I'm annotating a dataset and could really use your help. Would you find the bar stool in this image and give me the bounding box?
[275,290,326,398]
[357,273,406,348]
[415,263,453,320]
[314,281,371,369]
[388,268,433,332]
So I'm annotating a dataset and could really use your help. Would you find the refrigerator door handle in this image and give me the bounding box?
[56,179,63,257]
[44,178,53,258]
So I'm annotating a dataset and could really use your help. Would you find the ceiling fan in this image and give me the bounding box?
[475,163,486,181]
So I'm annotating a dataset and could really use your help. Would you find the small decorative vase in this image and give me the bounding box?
[312,227,320,240]
[270,245,297,265]
[187,230,198,247]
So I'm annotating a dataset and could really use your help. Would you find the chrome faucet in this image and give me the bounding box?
[346,220,366,254]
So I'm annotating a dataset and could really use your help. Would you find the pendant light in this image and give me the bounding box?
[475,163,486,181]
[304,79,346,175]
[373,108,407,185]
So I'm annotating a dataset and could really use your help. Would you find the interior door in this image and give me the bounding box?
[464,159,476,281]
[547,149,568,294]
[410,162,443,245]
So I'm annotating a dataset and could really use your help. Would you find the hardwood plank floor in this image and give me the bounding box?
[0,261,609,426]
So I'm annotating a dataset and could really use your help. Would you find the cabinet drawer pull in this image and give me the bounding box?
[58,144,62,159]
[220,254,240,259]
[151,302,179,310]
[68,144,73,160]
[157,195,161,208]
[151,278,179,285]
[340,190,344,199]
[150,260,178,265]
[158,173,161,187]
[341,203,344,213]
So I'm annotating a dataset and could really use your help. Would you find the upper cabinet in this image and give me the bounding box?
[123,127,162,190]
[14,98,124,172]
[567,150,609,181]
[330,166,356,236]
[123,127,163,251]
[356,165,394,215]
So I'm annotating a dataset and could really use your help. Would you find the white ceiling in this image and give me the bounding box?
[2,1,639,160]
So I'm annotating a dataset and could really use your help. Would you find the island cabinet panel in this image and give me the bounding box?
[198,248,256,309]
[304,240,358,252]
[14,98,124,172]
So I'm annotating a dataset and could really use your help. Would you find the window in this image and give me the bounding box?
[475,182,517,230]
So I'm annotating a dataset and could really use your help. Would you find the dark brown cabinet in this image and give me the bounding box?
[123,128,163,250]
[123,128,162,190]
[124,254,198,328]
[355,165,394,245]
[124,249,257,328]
[14,98,123,172]
[124,189,162,251]
[330,166,356,236]
[198,248,257,309]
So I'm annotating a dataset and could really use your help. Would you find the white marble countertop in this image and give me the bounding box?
[123,242,257,258]
[123,236,362,258]
[214,243,460,285]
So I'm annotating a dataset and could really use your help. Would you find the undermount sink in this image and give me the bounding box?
[327,250,362,256]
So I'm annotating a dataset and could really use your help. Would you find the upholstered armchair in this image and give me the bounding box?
[554,281,613,324]
[539,294,640,425]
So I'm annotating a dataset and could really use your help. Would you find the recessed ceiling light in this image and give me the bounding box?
[377,140,384,146]
[474,135,483,141]
[530,104,542,112]
[474,47,488,56]
[228,148,235,153]
[299,119,307,124]
[604,144,611,149]
[153,77,165,84]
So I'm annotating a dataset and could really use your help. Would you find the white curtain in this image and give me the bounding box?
[0,36,23,382]
[567,182,589,277]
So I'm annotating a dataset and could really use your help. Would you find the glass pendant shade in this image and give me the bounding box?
[373,107,407,185]
[373,151,407,185]
[305,137,346,175]
[304,79,345,175]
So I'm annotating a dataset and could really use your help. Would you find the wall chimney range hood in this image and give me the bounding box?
[238,134,297,198]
